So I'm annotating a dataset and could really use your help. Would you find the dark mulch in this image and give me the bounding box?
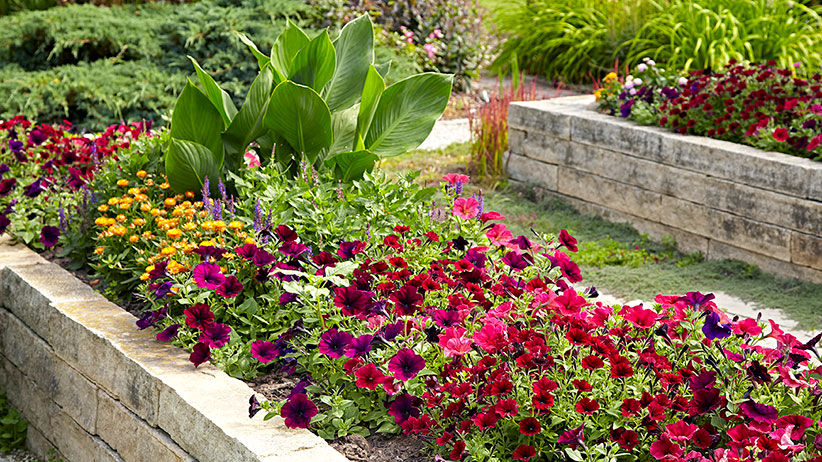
[248,370,429,462]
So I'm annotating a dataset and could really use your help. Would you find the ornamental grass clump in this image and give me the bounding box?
[599,60,822,161]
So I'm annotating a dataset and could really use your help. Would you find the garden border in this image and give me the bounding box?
[506,95,822,284]
[0,236,350,462]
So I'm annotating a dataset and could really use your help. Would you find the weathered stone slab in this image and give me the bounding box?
[708,240,822,284]
[509,100,574,139]
[570,112,669,164]
[97,391,193,462]
[1,356,56,438]
[658,196,792,261]
[810,168,822,201]
[509,130,574,166]
[51,410,122,462]
[0,237,47,270]
[556,167,662,221]
[792,232,822,270]
[504,152,558,190]
[26,425,63,462]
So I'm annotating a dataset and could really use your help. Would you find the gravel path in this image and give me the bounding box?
[418,118,471,151]
[0,450,39,462]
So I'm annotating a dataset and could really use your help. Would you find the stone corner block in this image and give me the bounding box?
[792,232,822,271]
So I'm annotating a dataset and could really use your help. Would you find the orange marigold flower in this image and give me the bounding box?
[140,203,151,212]
[136,170,148,179]
[117,179,129,187]
[97,204,109,212]
[129,235,139,243]
[140,273,150,281]
[142,231,153,239]
[167,229,183,239]
[184,191,195,198]
[133,218,146,226]
[145,178,154,186]
[95,217,109,226]
[228,221,244,230]
[116,214,127,222]
[94,247,105,255]
[164,198,176,208]
[161,246,176,256]
[108,197,120,205]
[160,182,170,189]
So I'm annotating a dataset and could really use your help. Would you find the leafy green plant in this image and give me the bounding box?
[165,14,453,193]
[0,392,28,453]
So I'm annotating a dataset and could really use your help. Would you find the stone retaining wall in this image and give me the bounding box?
[506,96,822,283]
[0,236,349,462]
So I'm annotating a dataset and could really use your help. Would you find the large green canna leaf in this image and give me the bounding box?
[165,140,221,194]
[329,105,358,155]
[355,65,384,151]
[289,30,336,92]
[170,80,225,165]
[324,14,374,112]
[236,32,271,71]
[365,73,453,157]
[325,150,379,181]
[270,20,310,83]
[222,65,274,172]
[188,56,237,127]
[263,81,333,156]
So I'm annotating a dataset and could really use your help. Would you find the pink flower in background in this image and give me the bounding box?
[452,197,479,220]
[438,327,472,357]
[423,43,437,58]
[244,151,260,168]
[486,223,513,246]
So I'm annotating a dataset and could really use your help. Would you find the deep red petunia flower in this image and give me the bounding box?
[519,417,541,436]
[216,275,244,298]
[773,127,789,142]
[250,340,279,363]
[40,225,60,248]
[281,394,318,429]
[189,342,211,367]
[184,303,215,331]
[199,323,231,348]
[581,355,604,370]
[512,444,536,461]
[576,397,600,415]
[354,363,385,390]
[558,229,578,252]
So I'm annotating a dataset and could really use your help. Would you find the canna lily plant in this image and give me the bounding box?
[165,14,453,194]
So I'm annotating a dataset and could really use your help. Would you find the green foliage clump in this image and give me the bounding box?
[0,392,28,453]
[492,0,822,83]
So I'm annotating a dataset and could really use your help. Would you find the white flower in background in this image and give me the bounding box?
[678,77,688,86]
[637,63,647,72]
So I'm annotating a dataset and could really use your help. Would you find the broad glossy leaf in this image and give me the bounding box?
[365,73,452,157]
[325,150,379,181]
[289,29,336,92]
[222,66,274,172]
[165,140,221,194]
[329,105,358,155]
[324,14,373,112]
[236,32,271,71]
[355,65,384,149]
[270,20,309,83]
[374,60,392,79]
[189,56,237,127]
[263,81,332,156]
[170,80,225,164]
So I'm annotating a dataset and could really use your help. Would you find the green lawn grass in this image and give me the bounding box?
[381,143,822,328]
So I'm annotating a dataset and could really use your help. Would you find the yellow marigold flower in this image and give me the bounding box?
[110,225,127,236]
[183,222,197,231]
[128,187,140,196]
[193,201,203,208]
[150,208,162,216]
[108,197,120,206]
[97,204,109,212]
[167,260,189,274]
[172,208,184,217]
[244,237,255,245]
[142,231,153,239]
[201,221,213,231]
[167,229,183,239]
[94,247,105,255]
[185,191,195,198]
[200,240,216,247]
[136,170,148,179]
[133,218,146,226]
[181,200,192,207]
[118,202,131,210]
[197,210,209,218]
[139,273,150,281]
[228,221,244,231]
[117,179,129,187]
[163,198,176,208]
[145,178,154,186]
[140,203,151,212]
[146,264,155,273]
[95,217,109,227]
[116,214,127,222]
[604,72,617,82]
[161,246,176,256]
[135,194,148,202]
[129,235,139,243]
[211,220,226,232]
[160,182,170,189]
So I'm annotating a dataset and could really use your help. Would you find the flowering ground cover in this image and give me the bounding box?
[598,60,822,161]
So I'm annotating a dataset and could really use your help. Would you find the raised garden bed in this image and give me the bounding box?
[0,236,348,462]
[506,95,822,284]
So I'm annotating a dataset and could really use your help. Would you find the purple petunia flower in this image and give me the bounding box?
[189,342,211,367]
[24,178,45,198]
[8,139,23,154]
[29,129,47,145]
[279,292,298,305]
[289,376,312,397]
[193,245,227,262]
[558,422,585,447]
[619,100,634,118]
[251,340,279,363]
[156,323,180,342]
[281,394,318,429]
[318,328,353,359]
[151,281,174,300]
[388,348,425,381]
[0,163,9,176]
[148,260,169,281]
[40,225,59,248]
[199,323,231,348]
[344,334,374,358]
[248,394,261,418]
[235,243,257,260]
[279,241,308,257]
[252,248,276,267]
[681,291,715,309]
[702,312,732,340]
[216,275,243,298]
[192,262,226,289]
[387,393,421,425]
[740,400,778,424]
[337,240,366,260]
[502,250,530,271]
[381,321,404,341]
[0,178,17,196]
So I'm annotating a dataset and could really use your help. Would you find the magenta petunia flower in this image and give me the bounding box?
[274,224,298,242]
[388,348,425,381]
[199,323,231,348]
[334,286,371,317]
[40,225,59,248]
[184,303,215,331]
[318,328,353,359]
[216,275,243,298]
[740,400,778,424]
[337,240,366,259]
[156,323,180,342]
[452,197,479,220]
[387,393,421,424]
[189,342,211,367]
[250,340,279,363]
[558,422,585,447]
[235,243,257,260]
[280,394,318,429]
[251,248,276,266]
[502,250,530,271]
[344,334,374,358]
[192,262,225,289]
[279,241,308,257]
[558,229,578,252]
